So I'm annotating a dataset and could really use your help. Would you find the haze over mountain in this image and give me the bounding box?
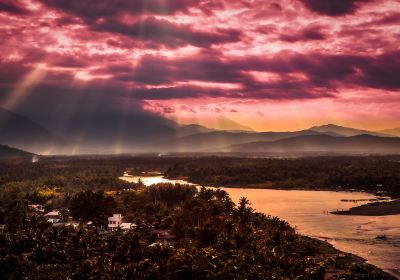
[0,107,65,154]
[310,124,390,137]
[186,116,254,132]
[231,134,400,154]
[0,107,219,154]
[2,106,400,155]
[158,130,324,152]
[377,128,400,137]
[174,124,215,137]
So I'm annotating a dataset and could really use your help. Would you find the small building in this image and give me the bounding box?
[44,211,60,223]
[28,204,45,213]
[120,222,136,231]
[108,214,123,231]
[107,214,137,232]
[27,204,45,218]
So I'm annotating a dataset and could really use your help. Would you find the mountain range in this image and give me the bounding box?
[1,106,400,155]
[309,124,392,137]
[378,128,400,137]
[231,134,400,154]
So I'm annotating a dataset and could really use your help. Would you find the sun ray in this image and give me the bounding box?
[2,63,47,110]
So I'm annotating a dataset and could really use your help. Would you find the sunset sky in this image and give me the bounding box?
[0,0,399,132]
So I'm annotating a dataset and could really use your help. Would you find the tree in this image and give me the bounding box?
[5,199,27,231]
[69,191,116,226]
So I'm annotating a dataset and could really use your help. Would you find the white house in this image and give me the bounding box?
[108,214,136,232]
[108,214,122,231]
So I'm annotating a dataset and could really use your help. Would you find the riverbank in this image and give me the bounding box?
[331,200,400,216]
[166,175,397,198]
[304,237,397,279]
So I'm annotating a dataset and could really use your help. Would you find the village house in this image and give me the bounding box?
[44,211,61,223]
[120,222,136,231]
[108,214,136,232]
[108,214,122,231]
[28,204,45,213]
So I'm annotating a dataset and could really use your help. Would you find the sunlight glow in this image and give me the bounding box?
[2,63,47,110]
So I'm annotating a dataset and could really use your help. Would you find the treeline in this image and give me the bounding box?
[0,185,388,279]
[165,157,400,196]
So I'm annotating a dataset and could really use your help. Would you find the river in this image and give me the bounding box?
[120,174,400,278]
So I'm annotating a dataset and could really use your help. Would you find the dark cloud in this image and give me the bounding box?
[4,47,398,105]
[48,55,89,68]
[39,0,241,48]
[359,51,400,89]
[279,26,326,42]
[132,53,248,84]
[0,1,29,15]
[40,0,198,20]
[130,86,227,100]
[93,17,242,48]
[72,49,396,101]
[270,3,282,11]
[300,0,370,16]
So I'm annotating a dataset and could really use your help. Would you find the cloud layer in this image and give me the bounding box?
[0,0,399,131]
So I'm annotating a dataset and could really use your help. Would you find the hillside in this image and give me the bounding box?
[175,124,215,137]
[2,106,399,155]
[310,124,390,137]
[0,108,212,154]
[0,107,65,154]
[231,134,400,154]
[158,130,324,152]
[0,144,34,159]
[378,128,400,137]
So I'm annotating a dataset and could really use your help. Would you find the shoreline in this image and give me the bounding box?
[213,183,395,198]
[310,237,399,279]
[331,200,400,216]
[164,175,397,198]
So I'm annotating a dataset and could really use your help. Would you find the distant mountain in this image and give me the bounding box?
[50,111,178,154]
[310,124,390,137]
[377,128,400,137]
[231,134,400,154]
[158,130,325,152]
[4,106,399,155]
[0,144,34,159]
[208,117,253,132]
[175,124,215,137]
[184,116,253,132]
[0,107,66,154]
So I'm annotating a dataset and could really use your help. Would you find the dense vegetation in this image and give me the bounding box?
[165,156,400,196]
[0,156,396,279]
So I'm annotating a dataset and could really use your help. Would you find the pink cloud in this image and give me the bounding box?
[0,0,399,131]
